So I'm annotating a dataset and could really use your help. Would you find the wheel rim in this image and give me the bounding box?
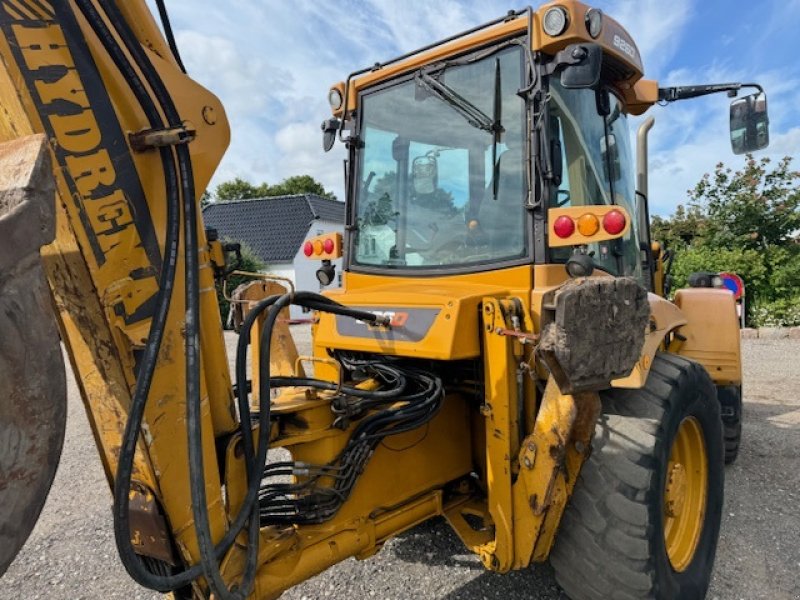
[663,416,708,572]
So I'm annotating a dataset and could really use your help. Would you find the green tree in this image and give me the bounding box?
[214,177,270,202]
[657,154,800,325]
[266,175,336,200]
[210,175,337,203]
[689,155,800,251]
[215,243,265,326]
[651,204,706,250]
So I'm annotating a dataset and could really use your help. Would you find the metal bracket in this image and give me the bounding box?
[129,123,196,151]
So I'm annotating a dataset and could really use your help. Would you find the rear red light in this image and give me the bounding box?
[303,241,313,257]
[553,215,575,238]
[602,210,626,235]
[323,238,335,254]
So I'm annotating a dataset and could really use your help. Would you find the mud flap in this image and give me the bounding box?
[537,277,650,394]
[0,134,66,576]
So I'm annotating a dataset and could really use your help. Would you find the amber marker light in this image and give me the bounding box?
[312,240,324,255]
[553,215,575,238]
[602,209,626,235]
[577,213,600,236]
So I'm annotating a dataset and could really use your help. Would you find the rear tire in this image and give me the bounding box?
[550,353,724,599]
[717,385,742,465]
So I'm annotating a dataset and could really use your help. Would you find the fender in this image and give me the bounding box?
[612,293,688,389]
[670,288,742,386]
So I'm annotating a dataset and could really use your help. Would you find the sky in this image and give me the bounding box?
[148,0,800,216]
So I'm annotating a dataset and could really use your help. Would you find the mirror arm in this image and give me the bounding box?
[658,82,763,103]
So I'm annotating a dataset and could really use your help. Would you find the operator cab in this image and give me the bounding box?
[323,0,770,284]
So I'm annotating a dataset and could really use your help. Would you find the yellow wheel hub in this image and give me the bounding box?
[663,416,708,572]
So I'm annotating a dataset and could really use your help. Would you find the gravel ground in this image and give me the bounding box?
[1,330,798,599]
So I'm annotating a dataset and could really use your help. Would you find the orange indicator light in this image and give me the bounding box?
[577,213,600,236]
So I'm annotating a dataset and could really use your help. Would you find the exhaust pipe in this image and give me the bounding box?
[637,116,655,199]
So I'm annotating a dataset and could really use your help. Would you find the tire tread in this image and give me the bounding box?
[550,353,719,599]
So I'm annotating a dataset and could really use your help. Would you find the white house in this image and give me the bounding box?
[203,194,345,320]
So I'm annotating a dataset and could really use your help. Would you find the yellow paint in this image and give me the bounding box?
[315,266,533,360]
[0,1,733,596]
[478,298,521,571]
[664,417,708,572]
[0,1,232,565]
[613,293,688,388]
[672,289,742,385]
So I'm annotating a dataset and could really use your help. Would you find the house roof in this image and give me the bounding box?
[202,194,344,264]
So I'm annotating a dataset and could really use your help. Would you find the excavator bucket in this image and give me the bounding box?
[0,134,66,576]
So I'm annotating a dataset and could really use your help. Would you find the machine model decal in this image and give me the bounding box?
[0,1,162,326]
[335,307,440,343]
[612,33,637,60]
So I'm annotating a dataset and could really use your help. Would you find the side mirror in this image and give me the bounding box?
[730,92,769,155]
[560,44,602,89]
[411,153,437,195]
[321,118,340,152]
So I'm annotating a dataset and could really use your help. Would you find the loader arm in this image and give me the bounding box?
[0,0,238,590]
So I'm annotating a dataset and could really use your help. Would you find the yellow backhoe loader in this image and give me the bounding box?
[0,1,768,598]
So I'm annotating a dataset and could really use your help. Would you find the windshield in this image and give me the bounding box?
[547,79,642,279]
[352,45,527,270]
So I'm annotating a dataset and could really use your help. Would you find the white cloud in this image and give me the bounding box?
[600,0,693,77]
[146,0,796,220]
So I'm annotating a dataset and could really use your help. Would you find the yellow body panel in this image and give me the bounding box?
[672,288,742,385]
[613,293,688,388]
[316,266,533,360]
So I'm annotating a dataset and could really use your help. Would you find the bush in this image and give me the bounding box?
[750,297,800,328]
[670,245,768,294]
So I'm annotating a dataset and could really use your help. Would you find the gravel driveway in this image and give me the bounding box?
[2,330,798,599]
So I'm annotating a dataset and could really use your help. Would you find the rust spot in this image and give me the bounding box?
[549,438,566,462]
[529,494,540,513]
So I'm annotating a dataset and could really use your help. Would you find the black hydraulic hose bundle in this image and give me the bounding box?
[70,0,206,592]
[258,361,444,524]
[234,291,445,525]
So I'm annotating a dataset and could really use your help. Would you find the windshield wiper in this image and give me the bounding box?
[491,58,502,200]
[416,70,501,135]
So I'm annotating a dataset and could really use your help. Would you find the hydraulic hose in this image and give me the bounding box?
[77,2,261,596]
[253,293,442,525]
[98,3,259,597]
[69,0,193,592]
[155,0,187,73]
